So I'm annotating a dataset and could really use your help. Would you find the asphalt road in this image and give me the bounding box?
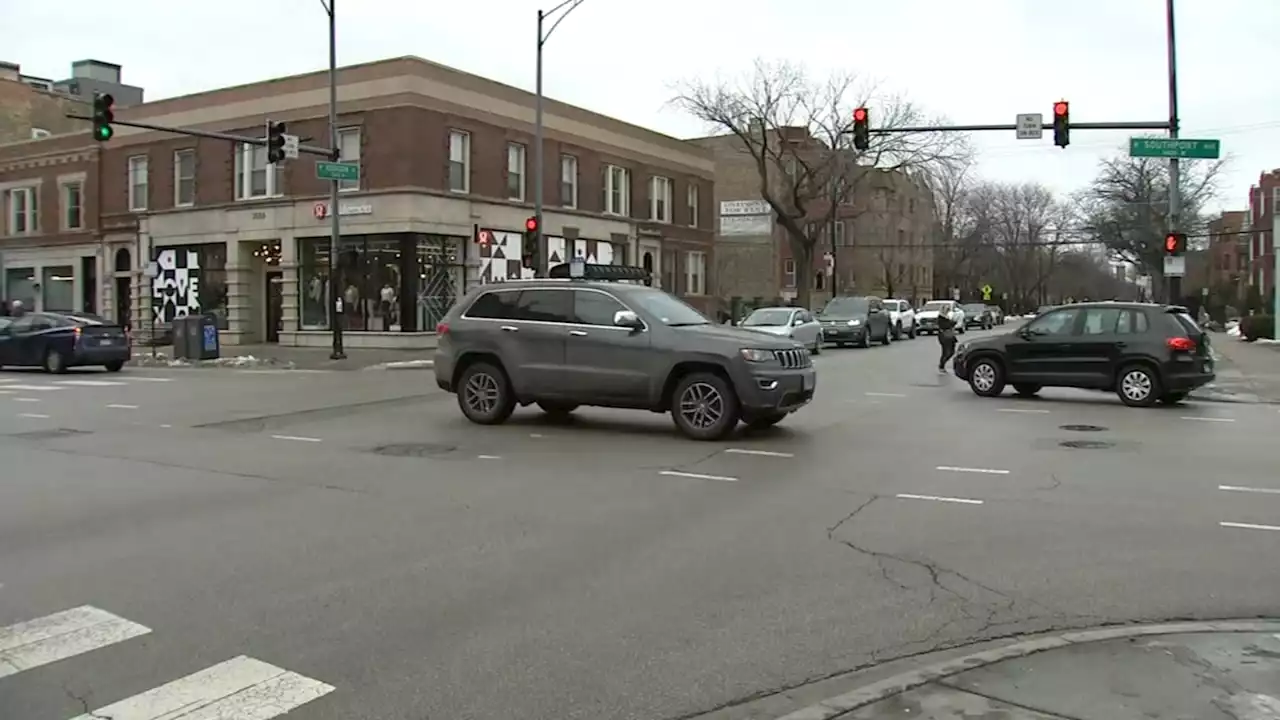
[1,329,1278,720]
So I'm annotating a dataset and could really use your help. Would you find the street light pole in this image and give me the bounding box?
[534,0,586,278]
[324,0,345,358]
[1165,0,1182,306]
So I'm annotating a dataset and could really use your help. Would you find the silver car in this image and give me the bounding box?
[741,306,823,355]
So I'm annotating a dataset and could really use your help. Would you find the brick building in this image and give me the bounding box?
[692,131,935,309]
[1207,210,1248,302]
[0,59,145,144]
[1245,169,1278,304]
[0,56,715,347]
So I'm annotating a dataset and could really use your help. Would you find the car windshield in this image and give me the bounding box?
[625,287,709,326]
[922,302,951,312]
[962,304,985,313]
[743,309,794,327]
[820,297,869,316]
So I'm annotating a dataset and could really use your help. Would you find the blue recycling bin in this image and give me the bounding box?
[193,313,220,360]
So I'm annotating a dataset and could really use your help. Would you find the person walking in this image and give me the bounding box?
[936,307,958,373]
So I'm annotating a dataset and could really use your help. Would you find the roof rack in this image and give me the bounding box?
[547,263,651,282]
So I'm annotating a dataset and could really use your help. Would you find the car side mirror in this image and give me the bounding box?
[613,310,643,330]
[792,317,805,326]
[1017,327,1035,339]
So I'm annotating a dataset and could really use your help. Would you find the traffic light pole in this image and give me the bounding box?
[533,0,586,278]
[325,0,345,359]
[1164,0,1183,307]
[65,115,335,157]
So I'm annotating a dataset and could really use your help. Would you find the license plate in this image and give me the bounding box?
[98,338,114,346]
[802,374,814,391]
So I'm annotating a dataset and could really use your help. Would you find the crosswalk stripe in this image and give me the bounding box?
[66,655,335,720]
[0,606,151,679]
[2,384,64,391]
[54,380,129,387]
[124,377,175,382]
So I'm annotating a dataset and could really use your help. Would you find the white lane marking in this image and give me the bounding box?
[14,397,40,403]
[896,493,985,505]
[1220,521,1280,533]
[66,654,335,720]
[55,379,127,387]
[724,448,795,458]
[270,434,322,443]
[1219,485,1280,496]
[107,403,139,410]
[4,384,63,391]
[529,433,545,438]
[1180,416,1235,423]
[997,407,1050,414]
[0,606,151,680]
[659,470,739,483]
[865,392,907,398]
[0,389,11,394]
[126,376,175,382]
[477,454,501,460]
[936,465,1011,475]
[159,424,172,428]
[18,413,50,419]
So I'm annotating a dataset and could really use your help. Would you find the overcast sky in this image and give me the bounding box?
[6,0,1275,212]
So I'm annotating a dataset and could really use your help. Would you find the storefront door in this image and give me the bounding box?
[266,271,283,343]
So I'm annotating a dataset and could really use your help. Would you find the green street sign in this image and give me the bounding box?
[1128,138,1220,160]
[316,161,360,181]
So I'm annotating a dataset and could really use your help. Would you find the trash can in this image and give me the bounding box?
[193,313,220,361]
[170,316,192,360]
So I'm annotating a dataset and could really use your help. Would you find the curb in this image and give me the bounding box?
[774,619,1280,720]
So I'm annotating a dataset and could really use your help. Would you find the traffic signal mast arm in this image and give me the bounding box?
[64,112,339,159]
[860,120,1171,134]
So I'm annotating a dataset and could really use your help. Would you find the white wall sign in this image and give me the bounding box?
[151,249,201,322]
[719,199,771,216]
[1163,255,1186,277]
[719,215,773,236]
[314,202,373,218]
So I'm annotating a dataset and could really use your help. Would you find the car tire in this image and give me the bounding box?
[880,327,892,345]
[1159,391,1187,405]
[457,361,516,425]
[907,326,916,339]
[1013,383,1041,397]
[858,332,872,348]
[536,401,578,419]
[104,360,125,373]
[43,348,67,374]
[892,322,902,340]
[671,371,740,441]
[967,357,1006,397]
[1116,363,1160,408]
[811,341,821,356]
[745,412,787,430]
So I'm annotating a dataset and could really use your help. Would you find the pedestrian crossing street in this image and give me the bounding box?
[0,602,334,718]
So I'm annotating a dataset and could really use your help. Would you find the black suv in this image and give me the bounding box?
[961,303,993,330]
[818,296,892,348]
[433,267,817,440]
[952,301,1214,407]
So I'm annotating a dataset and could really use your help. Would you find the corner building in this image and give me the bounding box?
[0,56,716,347]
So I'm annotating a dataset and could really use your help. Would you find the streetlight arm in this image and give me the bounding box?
[541,0,586,44]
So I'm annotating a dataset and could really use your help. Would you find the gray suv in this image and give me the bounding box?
[433,275,817,440]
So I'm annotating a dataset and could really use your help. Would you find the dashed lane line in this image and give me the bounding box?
[1219,485,1280,495]
[1220,521,1280,533]
[3,384,62,392]
[17,413,50,419]
[865,392,908,398]
[896,493,985,505]
[13,398,40,403]
[477,454,502,460]
[1180,416,1235,423]
[936,465,1011,475]
[724,448,795,458]
[270,434,323,443]
[997,407,1050,414]
[107,403,139,410]
[54,379,127,387]
[124,376,175,382]
[659,470,739,483]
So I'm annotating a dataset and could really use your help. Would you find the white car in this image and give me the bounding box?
[914,300,966,335]
[883,299,916,339]
[740,306,823,355]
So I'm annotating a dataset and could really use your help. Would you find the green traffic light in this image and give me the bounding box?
[95,125,113,141]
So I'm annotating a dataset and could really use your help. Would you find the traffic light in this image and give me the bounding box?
[1163,232,1186,256]
[266,121,287,164]
[92,93,114,142]
[522,216,540,268]
[852,107,870,151]
[1052,101,1069,148]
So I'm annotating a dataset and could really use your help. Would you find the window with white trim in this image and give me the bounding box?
[233,142,283,200]
[127,155,149,211]
[603,164,630,216]
[173,150,196,207]
[687,183,699,226]
[649,176,672,222]
[833,221,846,247]
[684,251,706,295]
[784,258,795,287]
[62,182,83,230]
[449,130,470,193]
[1273,186,1280,208]
[337,127,361,192]
[560,154,578,208]
[507,143,526,200]
[6,186,38,235]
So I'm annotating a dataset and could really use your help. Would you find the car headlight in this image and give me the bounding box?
[848,319,862,327]
[739,348,774,363]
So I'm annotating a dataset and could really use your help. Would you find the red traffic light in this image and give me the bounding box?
[853,107,867,123]
[1164,234,1178,252]
[1053,101,1068,117]
[525,217,538,232]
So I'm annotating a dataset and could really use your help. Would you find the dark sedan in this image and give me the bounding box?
[0,312,130,373]
[961,303,993,330]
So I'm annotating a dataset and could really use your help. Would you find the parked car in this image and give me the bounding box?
[961,303,994,330]
[741,306,822,355]
[0,311,130,373]
[986,305,1005,325]
[915,300,965,335]
[883,299,916,339]
[818,296,893,348]
[433,266,816,440]
[952,301,1214,407]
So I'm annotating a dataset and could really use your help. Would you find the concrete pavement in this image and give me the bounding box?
[1202,333,1280,403]
[1,328,1278,720]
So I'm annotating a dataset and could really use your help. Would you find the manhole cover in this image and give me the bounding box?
[368,442,458,458]
[10,428,91,441]
[1059,424,1107,432]
[1059,440,1115,450]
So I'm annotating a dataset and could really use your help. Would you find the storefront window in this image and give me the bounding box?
[151,244,228,328]
[299,240,331,330]
[5,268,36,309]
[41,266,75,311]
[416,235,462,331]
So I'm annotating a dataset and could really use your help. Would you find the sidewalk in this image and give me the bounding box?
[775,620,1280,720]
[131,343,435,371]
[1198,333,1280,403]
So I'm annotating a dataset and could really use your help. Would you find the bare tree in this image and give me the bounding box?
[670,59,967,307]
[921,153,987,296]
[975,182,1067,309]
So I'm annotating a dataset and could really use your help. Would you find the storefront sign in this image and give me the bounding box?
[313,202,374,219]
[151,248,201,322]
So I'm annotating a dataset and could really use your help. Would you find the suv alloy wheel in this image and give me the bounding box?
[967,357,1006,397]
[1116,364,1160,408]
[671,372,740,441]
[457,362,516,425]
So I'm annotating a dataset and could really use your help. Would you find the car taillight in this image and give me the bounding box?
[435,322,449,335]
[73,327,82,346]
[1166,336,1196,352]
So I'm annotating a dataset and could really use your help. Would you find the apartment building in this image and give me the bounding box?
[0,56,716,348]
[1245,169,1279,304]
[1207,210,1248,302]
